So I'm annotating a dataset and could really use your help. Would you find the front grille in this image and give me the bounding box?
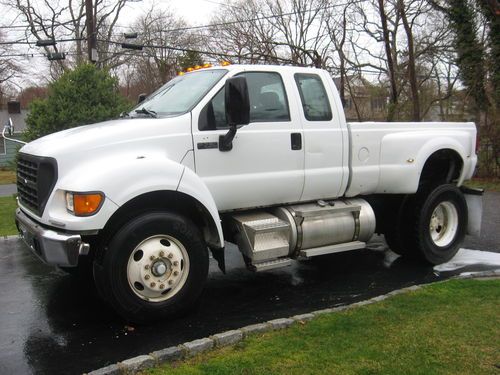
[17,153,58,216]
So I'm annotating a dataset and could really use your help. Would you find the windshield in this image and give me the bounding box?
[133,69,228,117]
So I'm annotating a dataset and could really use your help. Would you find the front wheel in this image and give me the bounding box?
[93,212,208,323]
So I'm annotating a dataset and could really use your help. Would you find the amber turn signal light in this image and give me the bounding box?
[66,192,104,216]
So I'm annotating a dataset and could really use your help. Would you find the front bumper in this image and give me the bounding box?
[15,208,89,267]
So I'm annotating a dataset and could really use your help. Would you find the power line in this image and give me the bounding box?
[156,1,359,33]
[0,37,85,46]
[0,1,357,35]
[0,24,31,29]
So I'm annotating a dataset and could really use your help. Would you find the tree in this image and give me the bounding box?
[0,30,23,100]
[121,6,198,96]
[6,0,128,73]
[25,63,129,140]
[178,51,204,71]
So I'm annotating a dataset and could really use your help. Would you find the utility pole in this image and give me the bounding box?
[85,0,97,63]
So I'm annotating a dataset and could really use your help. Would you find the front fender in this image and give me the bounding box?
[45,155,185,231]
[59,155,185,206]
[59,155,224,247]
[177,167,224,248]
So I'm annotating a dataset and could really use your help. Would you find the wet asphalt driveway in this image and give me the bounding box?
[0,192,499,375]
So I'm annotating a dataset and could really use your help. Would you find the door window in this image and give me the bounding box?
[294,73,332,121]
[199,72,290,130]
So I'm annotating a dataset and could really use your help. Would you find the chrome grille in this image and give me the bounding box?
[17,154,57,216]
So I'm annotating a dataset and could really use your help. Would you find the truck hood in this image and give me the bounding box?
[19,115,193,164]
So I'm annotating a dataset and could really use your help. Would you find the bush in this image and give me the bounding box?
[25,64,130,141]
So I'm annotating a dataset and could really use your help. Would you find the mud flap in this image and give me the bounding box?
[460,186,484,237]
[210,247,226,274]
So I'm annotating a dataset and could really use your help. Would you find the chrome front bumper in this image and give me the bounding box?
[15,208,89,267]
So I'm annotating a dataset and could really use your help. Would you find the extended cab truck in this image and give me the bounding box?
[13,64,481,322]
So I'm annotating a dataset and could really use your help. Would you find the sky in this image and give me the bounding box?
[120,0,219,27]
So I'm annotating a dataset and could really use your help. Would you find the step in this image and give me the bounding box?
[251,258,292,272]
[243,218,290,235]
[232,212,291,261]
[299,241,366,258]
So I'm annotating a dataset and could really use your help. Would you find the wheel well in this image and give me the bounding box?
[419,149,463,189]
[95,191,221,253]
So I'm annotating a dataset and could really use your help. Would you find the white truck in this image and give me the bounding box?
[13,64,481,322]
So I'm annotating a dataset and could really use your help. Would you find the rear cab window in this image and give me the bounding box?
[294,73,332,121]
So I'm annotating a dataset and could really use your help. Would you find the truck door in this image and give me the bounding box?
[192,71,305,211]
[293,72,347,200]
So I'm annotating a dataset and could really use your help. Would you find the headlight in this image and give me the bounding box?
[65,192,104,216]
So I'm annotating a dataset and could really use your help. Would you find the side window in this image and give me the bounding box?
[242,72,290,122]
[199,71,290,131]
[294,73,332,121]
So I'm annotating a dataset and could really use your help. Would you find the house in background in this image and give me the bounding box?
[0,100,28,168]
[333,75,388,121]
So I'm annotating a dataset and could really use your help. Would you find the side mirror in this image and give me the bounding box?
[137,93,147,104]
[219,76,250,152]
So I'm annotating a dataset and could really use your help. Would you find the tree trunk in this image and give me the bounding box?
[398,0,420,121]
[377,0,398,121]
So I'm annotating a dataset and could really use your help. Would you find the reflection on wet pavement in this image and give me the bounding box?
[0,238,498,375]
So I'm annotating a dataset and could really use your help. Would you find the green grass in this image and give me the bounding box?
[0,169,16,185]
[0,195,18,236]
[145,279,500,375]
[464,177,500,192]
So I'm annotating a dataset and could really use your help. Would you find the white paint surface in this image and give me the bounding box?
[434,248,500,272]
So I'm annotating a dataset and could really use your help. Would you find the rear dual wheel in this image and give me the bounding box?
[385,184,467,265]
[93,212,208,323]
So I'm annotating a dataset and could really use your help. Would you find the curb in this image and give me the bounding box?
[85,269,500,375]
[1,235,20,241]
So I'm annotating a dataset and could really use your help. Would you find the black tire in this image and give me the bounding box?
[403,184,467,265]
[383,195,414,257]
[93,212,208,323]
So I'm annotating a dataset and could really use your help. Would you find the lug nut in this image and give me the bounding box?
[150,255,155,260]
[168,253,173,259]
[150,282,156,287]
[173,261,179,266]
[145,274,150,280]
[173,271,179,276]
[144,265,150,270]
[159,284,165,289]
[168,280,174,285]
[159,251,165,257]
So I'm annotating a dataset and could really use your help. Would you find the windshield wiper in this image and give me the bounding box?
[135,108,157,118]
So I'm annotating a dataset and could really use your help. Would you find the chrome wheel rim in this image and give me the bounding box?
[429,201,459,247]
[127,235,190,302]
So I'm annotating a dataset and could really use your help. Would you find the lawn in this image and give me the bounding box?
[0,169,16,185]
[145,279,500,375]
[0,195,18,236]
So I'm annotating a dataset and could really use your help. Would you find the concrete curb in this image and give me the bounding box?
[1,235,20,241]
[85,270,500,375]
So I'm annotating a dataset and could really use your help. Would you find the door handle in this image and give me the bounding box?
[291,133,302,150]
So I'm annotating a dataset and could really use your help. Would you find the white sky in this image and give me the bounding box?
[119,0,218,27]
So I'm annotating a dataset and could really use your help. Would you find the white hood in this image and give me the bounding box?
[20,115,193,164]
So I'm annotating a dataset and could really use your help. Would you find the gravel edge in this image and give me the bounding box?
[85,269,500,375]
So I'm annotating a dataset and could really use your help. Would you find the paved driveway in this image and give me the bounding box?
[0,183,16,197]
